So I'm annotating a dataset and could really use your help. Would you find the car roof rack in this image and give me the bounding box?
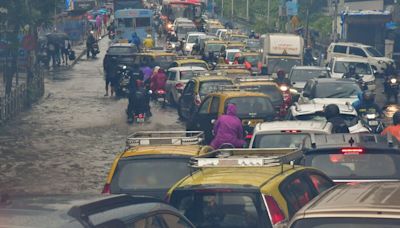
[236,77,274,83]
[189,148,303,168]
[214,64,247,70]
[125,131,204,149]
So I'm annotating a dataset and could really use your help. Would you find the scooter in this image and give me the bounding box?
[384,76,399,104]
[152,88,167,107]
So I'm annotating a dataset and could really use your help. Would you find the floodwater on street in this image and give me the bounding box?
[0,38,183,196]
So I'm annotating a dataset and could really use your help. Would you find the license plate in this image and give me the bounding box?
[136,118,145,123]
[369,120,378,126]
[242,119,263,127]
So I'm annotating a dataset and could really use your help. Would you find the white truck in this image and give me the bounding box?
[260,33,304,75]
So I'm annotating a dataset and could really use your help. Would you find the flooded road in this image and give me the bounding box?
[0,39,184,196]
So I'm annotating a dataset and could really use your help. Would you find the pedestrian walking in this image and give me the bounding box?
[62,39,72,65]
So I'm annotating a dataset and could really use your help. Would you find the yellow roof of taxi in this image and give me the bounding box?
[208,91,267,98]
[194,76,232,82]
[296,182,400,217]
[238,81,277,86]
[139,52,176,57]
[175,59,207,64]
[206,40,226,44]
[122,145,202,157]
[176,165,302,187]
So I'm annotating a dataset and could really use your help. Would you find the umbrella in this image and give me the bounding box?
[46,32,69,43]
[97,9,108,15]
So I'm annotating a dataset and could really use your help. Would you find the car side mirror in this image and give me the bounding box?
[292,81,296,85]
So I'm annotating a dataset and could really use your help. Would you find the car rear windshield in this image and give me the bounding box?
[227,51,240,61]
[315,82,360,98]
[182,62,208,69]
[154,56,177,69]
[244,55,260,65]
[268,58,301,75]
[291,69,329,82]
[225,96,275,118]
[333,61,372,75]
[292,218,400,228]
[239,85,283,106]
[170,190,268,228]
[252,134,309,148]
[107,46,138,55]
[181,70,206,80]
[293,113,358,127]
[199,80,233,95]
[305,152,400,180]
[207,44,225,53]
[111,157,191,192]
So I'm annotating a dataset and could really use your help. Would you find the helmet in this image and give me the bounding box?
[324,104,340,119]
[277,69,285,78]
[362,91,375,103]
[393,111,400,125]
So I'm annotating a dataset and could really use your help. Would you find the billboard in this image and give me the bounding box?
[66,0,75,11]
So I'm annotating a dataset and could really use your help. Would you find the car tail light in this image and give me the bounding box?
[102,184,111,194]
[195,94,201,106]
[281,130,301,133]
[329,154,344,163]
[341,148,364,154]
[264,195,286,225]
[246,134,253,139]
[157,89,166,95]
[175,82,185,90]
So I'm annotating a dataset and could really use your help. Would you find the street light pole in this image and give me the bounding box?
[231,0,234,19]
[222,0,224,17]
[267,0,270,27]
[246,0,249,20]
[333,0,338,42]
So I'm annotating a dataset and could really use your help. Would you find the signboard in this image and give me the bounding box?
[66,0,74,10]
[74,0,96,11]
[286,0,298,16]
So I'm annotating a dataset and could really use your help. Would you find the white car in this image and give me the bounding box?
[165,66,207,105]
[328,57,375,90]
[327,42,394,74]
[184,32,206,53]
[287,103,369,133]
[215,28,228,40]
[249,121,332,148]
[298,78,362,106]
[225,49,241,64]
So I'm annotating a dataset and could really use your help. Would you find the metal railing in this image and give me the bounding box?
[0,69,45,125]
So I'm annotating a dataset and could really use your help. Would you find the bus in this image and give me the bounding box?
[114,9,154,43]
[162,0,202,22]
[113,0,144,11]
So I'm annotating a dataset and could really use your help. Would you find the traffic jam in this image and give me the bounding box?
[3,0,400,227]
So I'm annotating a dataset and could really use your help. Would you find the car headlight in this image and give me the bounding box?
[280,85,289,92]
[122,65,127,70]
[171,43,176,48]
[391,78,397,84]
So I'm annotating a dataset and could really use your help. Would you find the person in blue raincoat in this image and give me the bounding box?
[130,32,141,49]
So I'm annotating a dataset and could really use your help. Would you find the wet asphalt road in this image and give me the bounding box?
[0,38,184,196]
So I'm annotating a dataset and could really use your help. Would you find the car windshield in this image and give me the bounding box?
[107,46,137,55]
[333,61,372,75]
[111,158,191,192]
[290,69,329,82]
[206,44,225,52]
[366,47,383,57]
[315,82,360,98]
[252,134,309,148]
[225,97,275,118]
[305,152,400,180]
[294,113,359,127]
[230,36,246,42]
[199,80,233,95]
[292,218,400,228]
[181,62,208,69]
[187,35,199,43]
[268,58,301,75]
[180,70,206,80]
[170,190,267,228]
[246,40,260,49]
[154,55,177,69]
[244,55,259,65]
[239,85,283,106]
[178,26,197,35]
[227,51,240,61]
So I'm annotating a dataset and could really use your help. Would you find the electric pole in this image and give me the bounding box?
[333,0,338,41]
[267,0,270,27]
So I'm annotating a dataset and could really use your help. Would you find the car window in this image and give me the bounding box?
[225,96,275,118]
[366,47,383,57]
[333,45,347,54]
[349,47,367,57]
[290,69,329,82]
[240,85,283,105]
[132,216,163,228]
[199,97,212,114]
[168,71,176,81]
[333,61,372,75]
[181,62,208,69]
[180,70,206,80]
[158,213,193,228]
[210,97,220,114]
[314,82,361,98]
[280,176,315,217]
[307,173,334,193]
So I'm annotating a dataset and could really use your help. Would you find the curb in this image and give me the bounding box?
[69,47,87,68]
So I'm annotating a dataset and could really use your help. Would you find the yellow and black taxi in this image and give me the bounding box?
[178,75,234,121]
[102,131,211,199]
[300,133,400,184]
[168,58,210,70]
[226,41,246,51]
[228,34,248,43]
[237,78,285,117]
[167,148,334,228]
[214,64,251,78]
[289,181,400,227]
[186,90,277,143]
[133,51,177,70]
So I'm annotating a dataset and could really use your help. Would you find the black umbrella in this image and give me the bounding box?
[46,32,69,43]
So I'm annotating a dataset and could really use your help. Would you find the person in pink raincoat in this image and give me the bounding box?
[210,104,246,149]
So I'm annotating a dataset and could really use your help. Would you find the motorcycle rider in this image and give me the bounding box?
[343,64,361,80]
[127,65,144,121]
[104,56,118,96]
[324,104,350,133]
[107,21,116,39]
[355,91,383,117]
[150,67,167,96]
[86,31,96,59]
[304,46,313,66]
[249,30,256,39]
[274,69,291,85]
[210,104,246,149]
[143,34,155,49]
[381,111,400,141]
[383,62,398,103]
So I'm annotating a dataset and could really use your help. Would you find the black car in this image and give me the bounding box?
[0,194,195,228]
[103,43,138,71]
[300,133,400,183]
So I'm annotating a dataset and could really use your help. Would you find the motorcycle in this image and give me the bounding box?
[361,112,384,133]
[384,76,399,103]
[115,65,131,97]
[127,89,152,124]
[152,88,167,107]
[91,43,100,58]
[277,83,292,117]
